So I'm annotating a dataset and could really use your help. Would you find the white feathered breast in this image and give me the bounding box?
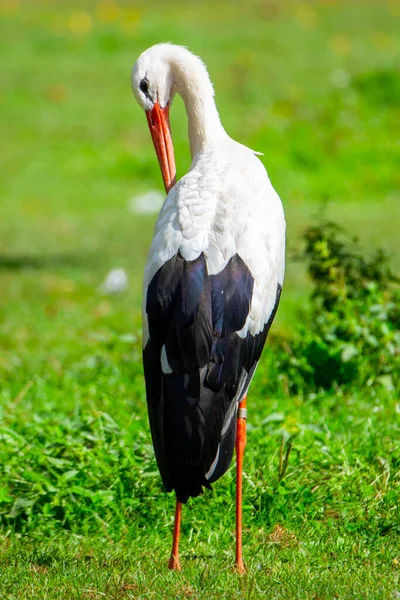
[142,138,285,347]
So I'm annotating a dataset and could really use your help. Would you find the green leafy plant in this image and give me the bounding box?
[278,221,400,394]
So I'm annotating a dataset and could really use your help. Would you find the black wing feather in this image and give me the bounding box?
[143,251,281,502]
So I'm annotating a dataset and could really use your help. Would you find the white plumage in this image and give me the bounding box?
[143,139,285,342]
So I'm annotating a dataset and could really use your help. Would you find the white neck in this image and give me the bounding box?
[167,48,227,158]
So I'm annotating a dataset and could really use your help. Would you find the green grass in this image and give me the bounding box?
[0,0,399,598]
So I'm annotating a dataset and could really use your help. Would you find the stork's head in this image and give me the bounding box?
[132,44,177,193]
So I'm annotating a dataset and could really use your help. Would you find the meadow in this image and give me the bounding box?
[0,0,399,598]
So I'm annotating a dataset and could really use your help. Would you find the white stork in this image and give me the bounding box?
[131,43,285,573]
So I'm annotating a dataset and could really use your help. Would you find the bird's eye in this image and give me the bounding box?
[140,78,149,95]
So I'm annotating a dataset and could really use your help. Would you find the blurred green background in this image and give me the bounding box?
[1,0,399,342]
[0,1,399,598]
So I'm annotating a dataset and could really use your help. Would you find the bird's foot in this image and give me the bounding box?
[168,554,181,571]
[234,559,246,575]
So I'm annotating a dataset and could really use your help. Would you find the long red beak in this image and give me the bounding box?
[146,102,176,194]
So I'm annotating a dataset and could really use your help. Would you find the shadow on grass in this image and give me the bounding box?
[0,253,95,271]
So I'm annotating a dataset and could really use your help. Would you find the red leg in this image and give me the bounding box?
[168,500,182,570]
[235,396,247,574]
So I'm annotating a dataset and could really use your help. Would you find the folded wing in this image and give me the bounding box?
[143,250,281,503]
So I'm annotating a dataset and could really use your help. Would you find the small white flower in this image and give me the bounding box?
[99,268,128,294]
[128,190,164,214]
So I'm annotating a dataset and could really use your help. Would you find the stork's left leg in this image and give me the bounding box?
[235,396,247,574]
[168,500,182,570]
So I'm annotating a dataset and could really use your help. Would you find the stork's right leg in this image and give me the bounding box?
[235,396,247,574]
[168,500,182,570]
